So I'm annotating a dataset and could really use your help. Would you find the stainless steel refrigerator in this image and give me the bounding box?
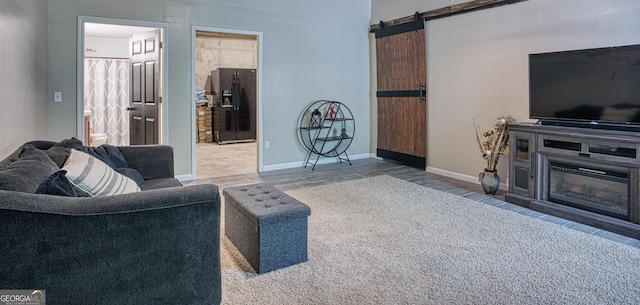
[211,68,257,144]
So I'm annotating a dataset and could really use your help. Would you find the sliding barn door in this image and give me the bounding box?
[375,21,427,169]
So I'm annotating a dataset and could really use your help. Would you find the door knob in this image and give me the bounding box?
[126,107,136,111]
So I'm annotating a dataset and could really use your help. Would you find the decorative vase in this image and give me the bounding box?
[480,168,500,195]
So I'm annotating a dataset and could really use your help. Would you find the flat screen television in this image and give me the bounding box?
[529,44,640,130]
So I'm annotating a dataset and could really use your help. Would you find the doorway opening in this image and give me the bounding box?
[77,16,167,146]
[193,29,262,179]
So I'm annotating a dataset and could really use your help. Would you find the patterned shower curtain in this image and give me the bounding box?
[84,58,130,146]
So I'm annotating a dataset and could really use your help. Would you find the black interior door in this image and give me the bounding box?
[129,29,161,145]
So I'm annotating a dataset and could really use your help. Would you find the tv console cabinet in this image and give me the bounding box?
[505,123,640,239]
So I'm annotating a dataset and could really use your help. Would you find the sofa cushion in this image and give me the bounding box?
[86,144,144,185]
[140,178,183,191]
[0,144,60,193]
[115,167,144,186]
[36,170,79,197]
[62,149,140,197]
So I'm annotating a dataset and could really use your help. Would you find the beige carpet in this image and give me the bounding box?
[220,175,640,305]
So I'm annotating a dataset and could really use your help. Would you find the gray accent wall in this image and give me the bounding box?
[0,0,48,159]
[47,0,372,176]
[371,0,640,183]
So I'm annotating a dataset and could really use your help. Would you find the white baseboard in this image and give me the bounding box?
[369,153,383,160]
[176,174,195,182]
[262,153,371,172]
[426,166,507,190]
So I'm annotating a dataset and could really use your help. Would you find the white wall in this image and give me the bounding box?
[371,0,640,182]
[0,0,48,159]
[48,0,372,176]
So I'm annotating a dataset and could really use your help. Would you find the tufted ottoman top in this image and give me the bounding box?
[223,183,311,225]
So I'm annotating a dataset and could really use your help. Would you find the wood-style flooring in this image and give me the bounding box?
[188,145,640,249]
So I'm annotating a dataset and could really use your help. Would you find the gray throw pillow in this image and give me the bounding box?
[0,144,60,193]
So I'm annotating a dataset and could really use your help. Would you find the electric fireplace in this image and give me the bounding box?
[548,162,630,221]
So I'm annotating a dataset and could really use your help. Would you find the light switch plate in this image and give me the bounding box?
[54,92,62,102]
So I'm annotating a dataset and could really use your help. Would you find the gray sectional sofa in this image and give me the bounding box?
[0,139,221,304]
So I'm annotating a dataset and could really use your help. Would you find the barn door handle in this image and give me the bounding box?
[126,107,136,111]
[419,83,426,103]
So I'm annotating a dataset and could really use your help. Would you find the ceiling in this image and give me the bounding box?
[84,23,157,39]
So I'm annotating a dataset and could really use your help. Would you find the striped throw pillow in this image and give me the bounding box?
[62,149,140,197]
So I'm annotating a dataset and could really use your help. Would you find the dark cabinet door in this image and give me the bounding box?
[217,106,236,143]
[217,69,237,143]
[235,69,256,141]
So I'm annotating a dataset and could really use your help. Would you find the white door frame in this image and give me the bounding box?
[76,16,169,144]
[191,26,264,178]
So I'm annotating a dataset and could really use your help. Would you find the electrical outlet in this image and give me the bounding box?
[265,141,270,149]
[54,92,62,102]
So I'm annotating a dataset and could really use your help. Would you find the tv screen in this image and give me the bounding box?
[529,44,640,126]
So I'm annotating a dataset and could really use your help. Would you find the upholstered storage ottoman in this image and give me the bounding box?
[223,183,311,273]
